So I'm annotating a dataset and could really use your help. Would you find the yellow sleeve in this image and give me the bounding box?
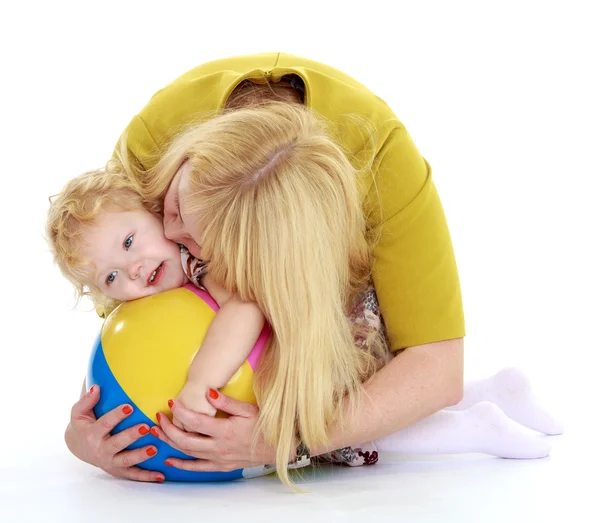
[115,70,225,170]
[366,127,465,351]
[114,53,281,170]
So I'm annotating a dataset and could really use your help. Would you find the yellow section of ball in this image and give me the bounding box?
[101,286,257,422]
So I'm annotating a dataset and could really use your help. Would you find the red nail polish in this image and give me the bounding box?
[156,476,164,482]
[122,405,133,415]
[168,399,174,409]
[138,426,149,435]
[149,427,160,438]
[208,388,219,399]
[89,385,96,394]
[165,460,174,467]
[156,412,162,422]
[146,447,157,457]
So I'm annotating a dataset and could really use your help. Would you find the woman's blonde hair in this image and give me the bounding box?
[46,167,149,314]
[126,101,387,488]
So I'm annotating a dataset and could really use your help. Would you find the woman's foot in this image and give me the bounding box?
[467,401,553,459]
[448,367,564,435]
[490,368,564,435]
[375,401,553,459]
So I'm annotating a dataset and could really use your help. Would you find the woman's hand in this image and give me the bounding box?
[66,385,164,482]
[152,389,276,472]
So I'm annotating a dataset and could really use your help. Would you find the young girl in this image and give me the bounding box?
[48,166,562,475]
[46,168,266,429]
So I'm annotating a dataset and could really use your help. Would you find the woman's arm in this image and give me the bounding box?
[312,337,464,454]
[151,337,463,471]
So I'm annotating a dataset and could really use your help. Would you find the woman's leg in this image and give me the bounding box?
[375,401,552,459]
[444,367,564,435]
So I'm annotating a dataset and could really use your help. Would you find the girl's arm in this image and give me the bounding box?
[201,272,233,308]
[187,295,265,390]
[174,275,265,420]
[189,272,264,389]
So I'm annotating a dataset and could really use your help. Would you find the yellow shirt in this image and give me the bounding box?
[118,52,465,350]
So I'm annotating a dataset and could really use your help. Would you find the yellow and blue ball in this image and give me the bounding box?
[86,283,270,482]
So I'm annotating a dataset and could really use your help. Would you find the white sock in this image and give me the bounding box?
[375,401,552,459]
[446,367,564,435]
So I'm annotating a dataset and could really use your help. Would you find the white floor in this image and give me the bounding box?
[3,3,598,522]
[1,428,593,523]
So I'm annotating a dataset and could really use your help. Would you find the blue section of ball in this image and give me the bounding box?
[86,335,244,482]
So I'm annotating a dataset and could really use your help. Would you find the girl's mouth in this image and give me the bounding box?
[148,262,165,286]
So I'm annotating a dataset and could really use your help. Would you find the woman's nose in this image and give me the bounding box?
[164,215,185,243]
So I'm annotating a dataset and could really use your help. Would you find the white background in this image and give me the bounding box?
[0,1,598,521]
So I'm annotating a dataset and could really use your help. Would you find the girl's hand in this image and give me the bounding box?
[66,385,164,482]
[173,382,217,430]
[152,389,276,472]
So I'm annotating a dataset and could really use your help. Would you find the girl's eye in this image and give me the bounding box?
[106,272,117,286]
[124,235,134,249]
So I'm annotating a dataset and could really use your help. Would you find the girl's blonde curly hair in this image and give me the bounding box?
[46,166,149,315]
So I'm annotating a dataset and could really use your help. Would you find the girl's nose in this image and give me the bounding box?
[128,262,142,280]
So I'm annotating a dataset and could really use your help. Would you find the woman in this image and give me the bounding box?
[65,53,465,484]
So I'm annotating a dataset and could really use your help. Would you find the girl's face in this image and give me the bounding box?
[81,209,187,302]
[163,161,203,260]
